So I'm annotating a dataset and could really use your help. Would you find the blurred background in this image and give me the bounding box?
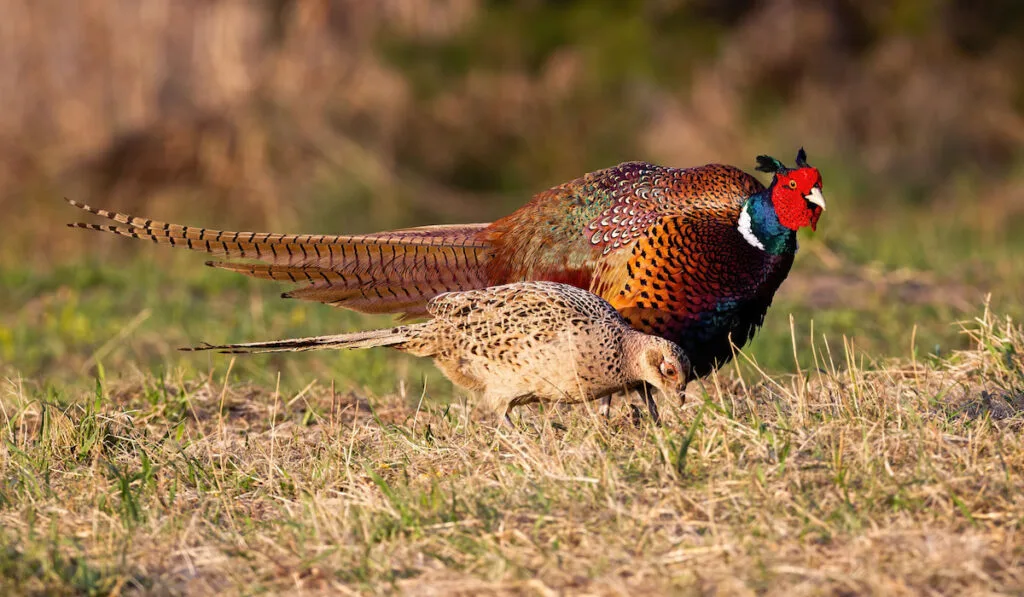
[2,0,1023,393]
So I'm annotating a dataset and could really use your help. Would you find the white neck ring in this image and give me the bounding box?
[737,207,766,251]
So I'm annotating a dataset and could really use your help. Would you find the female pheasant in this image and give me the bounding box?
[68,149,824,378]
[185,281,690,423]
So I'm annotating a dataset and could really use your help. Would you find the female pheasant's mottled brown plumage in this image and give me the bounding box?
[68,150,824,378]
[186,281,690,420]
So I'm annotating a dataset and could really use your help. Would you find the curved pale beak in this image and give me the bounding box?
[805,186,826,211]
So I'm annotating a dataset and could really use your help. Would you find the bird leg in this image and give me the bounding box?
[635,382,662,426]
[495,393,540,430]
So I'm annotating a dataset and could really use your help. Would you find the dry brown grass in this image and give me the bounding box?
[1,307,1022,595]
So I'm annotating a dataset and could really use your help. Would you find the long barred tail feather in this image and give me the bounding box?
[66,198,495,314]
[181,326,417,354]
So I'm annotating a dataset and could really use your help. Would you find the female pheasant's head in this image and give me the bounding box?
[632,335,691,403]
[756,148,825,232]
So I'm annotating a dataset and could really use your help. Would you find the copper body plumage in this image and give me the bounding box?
[68,150,824,380]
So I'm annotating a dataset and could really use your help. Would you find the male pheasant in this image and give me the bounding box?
[185,281,690,422]
[68,149,824,378]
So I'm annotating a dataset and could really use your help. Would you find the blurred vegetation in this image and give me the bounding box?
[2,0,1023,391]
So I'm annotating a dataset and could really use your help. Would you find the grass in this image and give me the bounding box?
[2,185,1023,593]
[0,254,441,397]
[1,306,1022,594]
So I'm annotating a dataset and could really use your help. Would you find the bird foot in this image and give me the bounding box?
[628,401,662,428]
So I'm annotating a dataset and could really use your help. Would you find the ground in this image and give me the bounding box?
[2,278,1024,594]
[2,190,1024,595]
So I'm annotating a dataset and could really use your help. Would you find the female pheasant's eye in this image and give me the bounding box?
[659,362,677,378]
[788,179,798,190]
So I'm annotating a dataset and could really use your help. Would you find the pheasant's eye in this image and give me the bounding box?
[659,361,677,378]
[788,179,798,190]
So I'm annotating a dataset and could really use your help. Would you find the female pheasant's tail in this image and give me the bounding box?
[182,326,417,354]
[66,198,495,317]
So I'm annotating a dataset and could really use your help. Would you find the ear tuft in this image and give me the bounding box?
[795,147,809,168]
[755,155,785,174]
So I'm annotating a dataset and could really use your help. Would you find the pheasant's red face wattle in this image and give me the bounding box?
[770,166,825,231]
